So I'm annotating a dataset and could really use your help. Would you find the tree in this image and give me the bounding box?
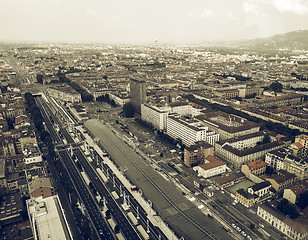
[298,191,308,209]
[270,81,283,93]
[277,199,299,219]
[265,166,275,175]
[37,74,43,84]
[123,102,135,118]
[262,134,271,144]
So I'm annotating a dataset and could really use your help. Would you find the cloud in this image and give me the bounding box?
[243,2,259,15]
[86,8,100,17]
[273,0,308,14]
[226,11,240,21]
[201,8,214,18]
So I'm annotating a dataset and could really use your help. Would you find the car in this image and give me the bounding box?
[241,232,247,237]
[231,223,236,228]
[259,223,264,228]
[232,202,236,205]
[99,229,103,235]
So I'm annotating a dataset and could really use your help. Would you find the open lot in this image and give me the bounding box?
[227,179,255,195]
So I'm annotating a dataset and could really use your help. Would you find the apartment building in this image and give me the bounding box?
[242,160,268,177]
[215,132,284,168]
[183,142,214,167]
[47,83,82,103]
[283,182,308,204]
[295,134,308,157]
[266,170,297,192]
[265,148,308,180]
[236,189,259,208]
[257,203,308,240]
[248,181,272,197]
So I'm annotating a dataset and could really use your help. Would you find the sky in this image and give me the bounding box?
[1,0,308,44]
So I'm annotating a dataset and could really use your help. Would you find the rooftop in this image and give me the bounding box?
[247,160,268,170]
[27,195,71,240]
[196,111,259,134]
[199,155,225,170]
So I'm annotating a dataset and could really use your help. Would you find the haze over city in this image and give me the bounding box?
[1,0,308,44]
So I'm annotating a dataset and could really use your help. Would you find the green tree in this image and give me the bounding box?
[265,166,275,175]
[262,134,271,144]
[298,191,308,209]
[270,81,283,93]
[37,74,43,84]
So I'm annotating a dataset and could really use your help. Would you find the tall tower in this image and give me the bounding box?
[130,77,146,114]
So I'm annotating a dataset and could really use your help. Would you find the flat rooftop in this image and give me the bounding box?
[27,195,71,240]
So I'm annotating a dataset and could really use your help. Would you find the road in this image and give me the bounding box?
[36,96,115,240]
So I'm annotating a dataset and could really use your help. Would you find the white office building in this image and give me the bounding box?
[141,104,168,130]
[166,113,218,147]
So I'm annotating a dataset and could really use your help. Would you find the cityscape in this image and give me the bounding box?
[1,1,308,240]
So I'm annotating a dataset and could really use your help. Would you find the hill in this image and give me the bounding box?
[240,30,308,51]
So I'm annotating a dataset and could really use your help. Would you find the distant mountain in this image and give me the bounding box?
[202,30,308,51]
[238,30,308,51]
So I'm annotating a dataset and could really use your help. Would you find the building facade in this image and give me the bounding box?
[265,148,308,180]
[130,77,146,113]
[141,104,168,130]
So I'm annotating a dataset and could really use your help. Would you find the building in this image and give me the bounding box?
[213,172,245,189]
[289,142,306,158]
[27,195,73,240]
[68,104,88,122]
[248,181,272,197]
[23,143,42,165]
[236,188,259,208]
[215,133,284,168]
[183,142,214,167]
[196,111,260,140]
[0,158,7,194]
[130,77,146,113]
[193,155,226,179]
[0,193,23,227]
[241,160,268,183]
[28,177,52,199]
[295,134,308,157]
[257,203,308,240]
[265,148,308,180]
[141,104,168,130]
[253,93,303,107]
[166,113,207,147]
[47,83,82,103]
[283,182,308,204]
[266,170,297,192]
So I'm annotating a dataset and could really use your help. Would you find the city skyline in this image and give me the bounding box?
[1,0,308,44]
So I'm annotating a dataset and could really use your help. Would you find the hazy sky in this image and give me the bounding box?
[1,0,308,44]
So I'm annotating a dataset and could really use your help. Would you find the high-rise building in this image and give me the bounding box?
[130,77,146,113]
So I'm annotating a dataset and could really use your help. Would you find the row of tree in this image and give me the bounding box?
[213,73,251,81]
[96,93,116,107]
[24,92,44,131]
[57,74,94,102]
